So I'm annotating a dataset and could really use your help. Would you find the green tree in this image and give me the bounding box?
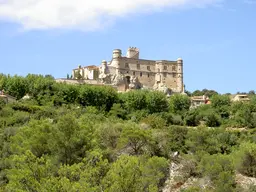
[146,91,169,114]
[6,150,56,191]
[119,124,152,155]
[108,103,127,119]
[102,155,168,192]
[121,90,147,112]
[5,75,27,99]
[51,114,94,165]
[211,94,231,119]
[140,114,167,129]
[234,142,256,177]
[169,94,191,115]
[78,85,118,111]
[199,154,236,192]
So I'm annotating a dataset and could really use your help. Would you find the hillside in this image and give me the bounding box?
[0,74,256,191]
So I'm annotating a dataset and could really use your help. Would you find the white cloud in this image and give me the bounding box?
[0,0,222,31]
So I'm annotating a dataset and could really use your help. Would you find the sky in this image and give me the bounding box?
[0,0,255,93]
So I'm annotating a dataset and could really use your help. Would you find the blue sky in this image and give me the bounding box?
[0,0,255,93]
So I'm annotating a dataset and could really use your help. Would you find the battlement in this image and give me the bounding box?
[126,47,140,59]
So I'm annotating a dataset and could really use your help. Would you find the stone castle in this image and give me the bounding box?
[72,47,184,93]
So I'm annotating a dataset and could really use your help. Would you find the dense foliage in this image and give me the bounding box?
[0,74,256,191]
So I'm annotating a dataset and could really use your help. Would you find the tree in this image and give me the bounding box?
[146,91,169,113]
[140,114,167,129]
[78,85,118,111]
[102,155,168,192]
[168,126,188,153]
[6,151,56,191]
[169,94,191,115]
[234,142,256,177]
[211,94,231,119]
[4,75,27,99]
[184,109,200,126]
[51,114,93,165]
[192,89,218,98]
[120,90,147,112]
[102,155,142,192]
[108,103,127,119]
[248,90,255,96]
[199,154,235,192]
[119,124,152,155]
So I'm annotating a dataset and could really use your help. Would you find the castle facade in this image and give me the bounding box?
[72,47,184,93]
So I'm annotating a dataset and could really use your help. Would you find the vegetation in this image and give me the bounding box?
[0,73,256,191]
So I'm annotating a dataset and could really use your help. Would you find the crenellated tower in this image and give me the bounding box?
[126,47,139,59]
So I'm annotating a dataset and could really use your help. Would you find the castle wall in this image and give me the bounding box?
[117,58,156,87]
[115,58,180,89]
[164,73,178,89]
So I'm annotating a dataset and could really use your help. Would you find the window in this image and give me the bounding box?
[173,73,176,78]
[148,73,150,78]
[163,73,167,77]
[133,71,135,76]
[158,68,160,73]
[147,66,150,70]
[164,66,167,70]
[137,64,140,69]
[172,65,176,71]
[127,71,129,73]
[125,63,129,68]
[140,72,142,77]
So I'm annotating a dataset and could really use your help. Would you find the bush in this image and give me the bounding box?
[234,142,256,177]
[168,126,188,153]
[199,154,236,191]
[140,114,167,129]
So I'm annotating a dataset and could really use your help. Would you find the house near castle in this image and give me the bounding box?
[231,94,250,102]
[72,65,99,80]
[190,95,211,109]
[71,47,184,93]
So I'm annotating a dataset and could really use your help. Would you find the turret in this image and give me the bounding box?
[101,60,107,74]
[176,58,183,93]
[112,49,122,74]
[126,47,139,59]
[112,49,122,59]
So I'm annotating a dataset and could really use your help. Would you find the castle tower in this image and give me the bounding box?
[101,60,107,74]
[155,61,164,84]
[112,49,122,74]
[126,47,139,59]
[176,58,183,93]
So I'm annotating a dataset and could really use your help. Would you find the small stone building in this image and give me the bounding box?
[72,65,99,80]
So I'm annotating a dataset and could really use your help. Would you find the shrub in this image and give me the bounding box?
[234,142,256,177]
